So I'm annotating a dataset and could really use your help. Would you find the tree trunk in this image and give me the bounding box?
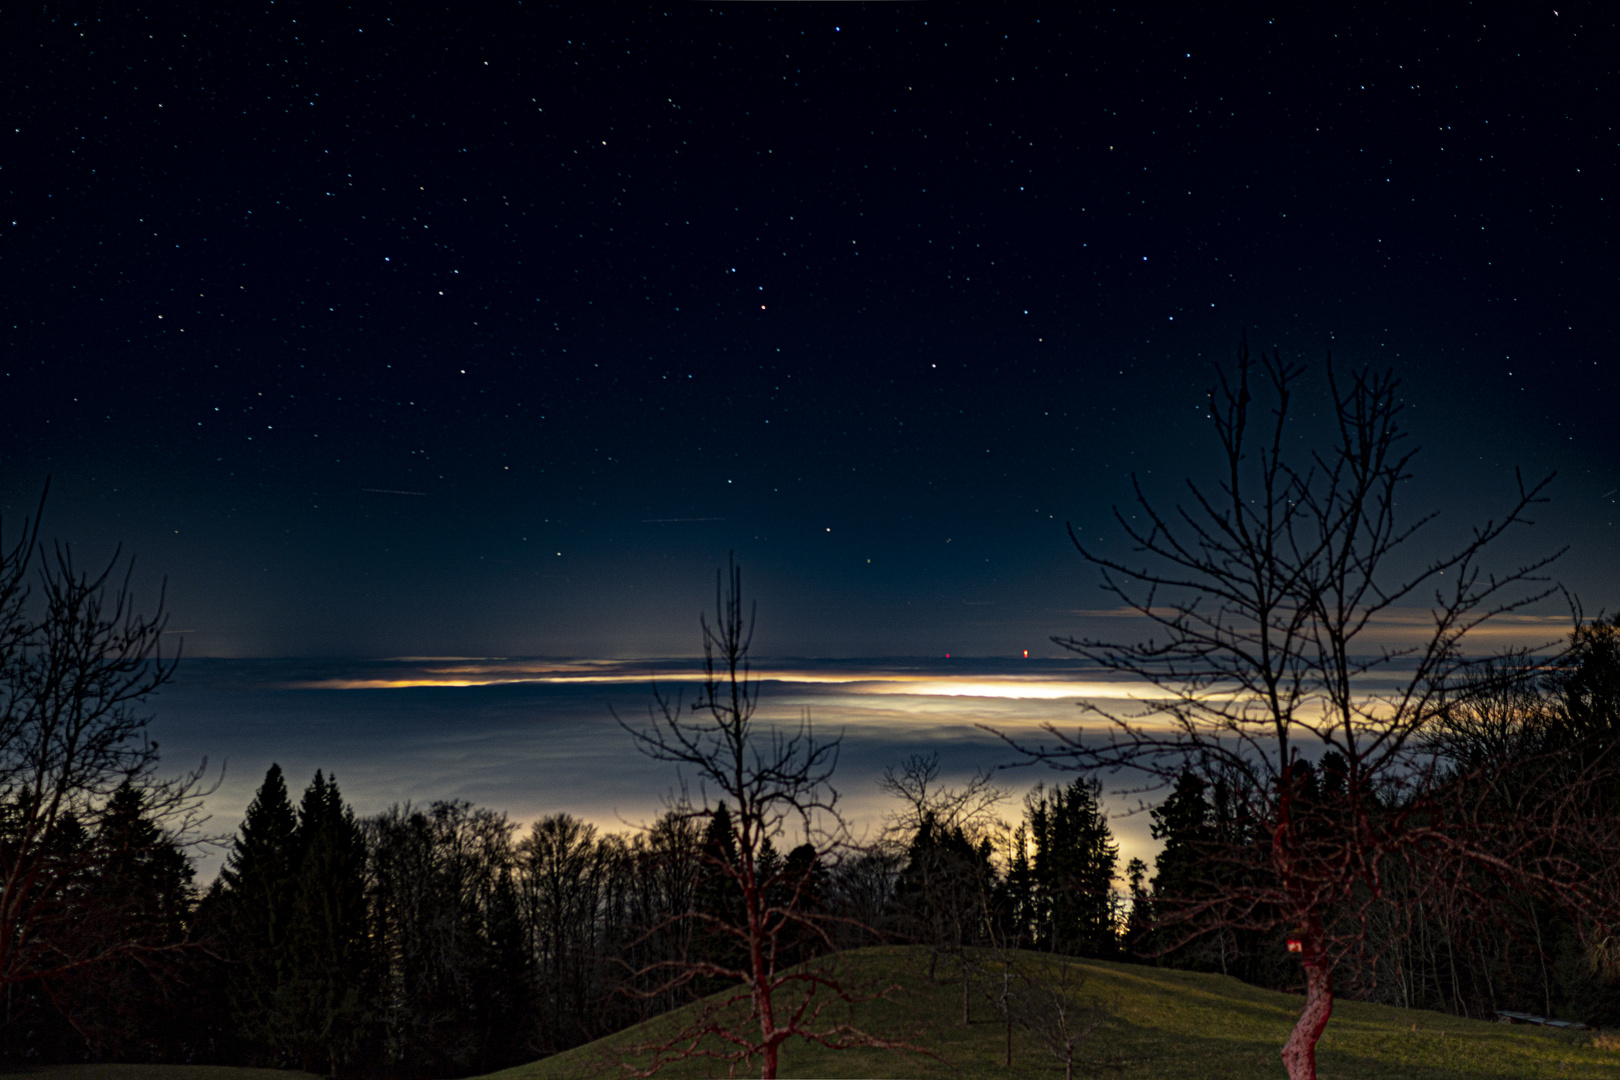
[1280,960,1333,1080]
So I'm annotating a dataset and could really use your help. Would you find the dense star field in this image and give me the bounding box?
[2,3,1615,658]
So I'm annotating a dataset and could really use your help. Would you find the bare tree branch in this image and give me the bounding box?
[614,556,924,1078]
[985,341,1593,1080]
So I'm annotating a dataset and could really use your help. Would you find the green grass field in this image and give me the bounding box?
[2,948,1615,1079]
[480,946,1620,1080]
[0,1069,321,1080]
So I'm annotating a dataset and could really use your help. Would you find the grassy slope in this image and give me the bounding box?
[482,946,1620,1080]
[0,1069,322,1080]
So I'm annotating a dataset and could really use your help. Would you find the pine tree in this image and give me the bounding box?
[693,803,744,981]
[1146,770,1264,977]
[1027,778,1118,958]
[995,823,1037,947]
[1147,770,1212,927]
[44,783,196,1061]
[284,771,372,1075]
[218,763,302,1063]
[1123,857,1152,954]
[775,843,826,967]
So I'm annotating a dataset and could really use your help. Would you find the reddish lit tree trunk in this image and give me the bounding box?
[747,851,780,1080]
[759,1033,777,1080]
[1281,948,1333,1080]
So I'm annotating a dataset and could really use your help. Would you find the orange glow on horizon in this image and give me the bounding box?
[287,665,1152,700]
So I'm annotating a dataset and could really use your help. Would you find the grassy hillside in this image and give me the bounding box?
[0,1069,322,1080]
[0,949,1611,1079]
[481,946,1620,1080]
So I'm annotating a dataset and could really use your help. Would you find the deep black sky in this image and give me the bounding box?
[3,2,1616,658]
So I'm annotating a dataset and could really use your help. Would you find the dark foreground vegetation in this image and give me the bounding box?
[1,754,1131,1074]
[3,350,1618,1080]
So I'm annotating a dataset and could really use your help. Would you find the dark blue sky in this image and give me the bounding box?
[3,2,1615,657]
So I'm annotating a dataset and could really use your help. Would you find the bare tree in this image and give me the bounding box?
[880,752,1006,844]
[617,557,919,1079]
[0,497,209,995]
[879,751,1006,1019]
[992,343,1593,1080]
[983,953,1110,1080]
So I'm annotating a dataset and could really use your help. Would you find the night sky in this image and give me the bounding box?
[5,2,1617,661]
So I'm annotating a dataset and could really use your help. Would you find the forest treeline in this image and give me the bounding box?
[0,754,1123,1075]
[9,615,1615,1076]
[1127,615,1620,1025]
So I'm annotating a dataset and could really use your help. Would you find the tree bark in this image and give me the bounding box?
[1280,960,1333,1080]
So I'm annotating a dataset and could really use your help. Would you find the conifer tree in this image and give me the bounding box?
[775,843,826,967]
[285,771,371,1075]
[891,812,995,961]
[693,803,744,979]
[45,783,196,1060]
[1027,778,1118,958]
[1123,858,1152,951]
[996,824,1037,947]
[1147,771,1213,942]
[1558,613,1620,745]
[218,763,302,1063]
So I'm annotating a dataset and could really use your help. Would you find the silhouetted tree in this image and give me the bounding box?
[1556,612,1620,749]
[366,799,517,1077]
[518,812,621,1053]
[890,812,995,1022]
[0,501,207,1005]
[993,343,1608,1080]
[217,764,302,1064]
[284,771,371,1075]
[618,557,917,1078]
[776,842,828,969]
[1382,623,1620,1026]
[820,846,903,950]
[995,823,1037,949]
[879,751,1005,1019]
[1026,778,1118,959]
[691,802,745,982]
[1122,858,1151,952]
[39,782,196,1060]
[480,867,534,1070]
